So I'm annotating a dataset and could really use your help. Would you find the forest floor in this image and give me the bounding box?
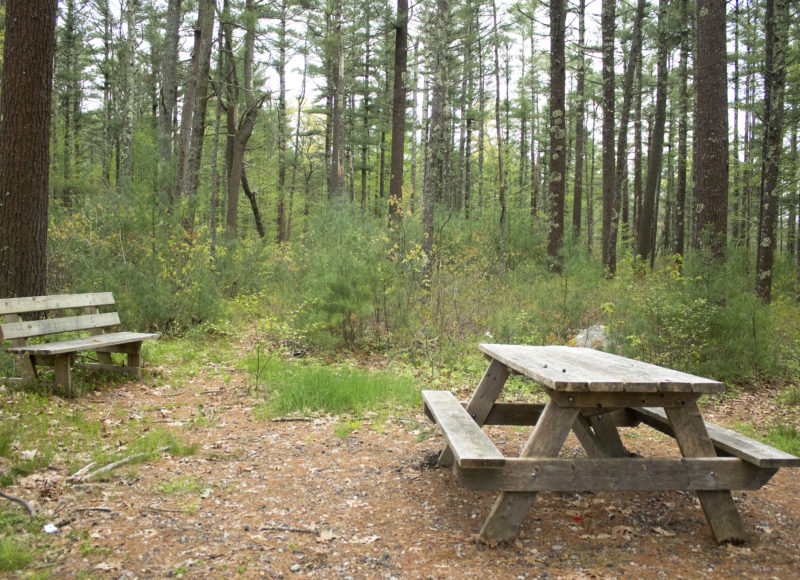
[4,347,800,579]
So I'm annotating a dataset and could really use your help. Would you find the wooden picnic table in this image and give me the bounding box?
[423,344,800,545]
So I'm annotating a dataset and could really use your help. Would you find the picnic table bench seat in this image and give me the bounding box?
[423,344,800,545]
[1,292,158,395]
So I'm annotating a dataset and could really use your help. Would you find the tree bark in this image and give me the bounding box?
[492,0,507,273]
[388,0,409,224]
[158,0,182,205]
[600,0,616,274]
[755,0,789,301]
[0,0,58,298]
[547,0,566,273]
[692,0,730,261]
[571,0,586,238]
[636,0,670,264]
[673,0,690,258]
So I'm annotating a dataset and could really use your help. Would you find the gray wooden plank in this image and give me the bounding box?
[634,406,800,468]
[7,331,158,355]
[478,344,724,393]
[455,457,778,492]
[1,312,121,340]
[422,390,505,469]
[0,293,115,315]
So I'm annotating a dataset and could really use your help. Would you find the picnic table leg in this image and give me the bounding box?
[478,401,580,544]
[438,359,509,467]
[665,403,746,544]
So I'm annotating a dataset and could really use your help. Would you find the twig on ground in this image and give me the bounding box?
[67,462,97,482]
[75,506,113,513]
[69,446,169,483]
[199,388,226,395]
[270,417,314,423]
[260,525,319,535]
[0,489,36,516]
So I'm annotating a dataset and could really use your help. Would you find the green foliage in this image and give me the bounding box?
[247,358,419,418]
[765,424,800,457]
[0,535,35,572]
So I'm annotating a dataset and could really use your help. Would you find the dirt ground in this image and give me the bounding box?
[6,361,800,579]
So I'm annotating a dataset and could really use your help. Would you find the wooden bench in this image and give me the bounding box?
[423,344,800,544]
[1,292,159,395]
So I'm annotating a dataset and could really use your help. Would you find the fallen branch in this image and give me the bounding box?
[67,462,97,482]
[260,525,319,536]
[70,446,169,482]
[270,417,314,423]
[0,490,35,516]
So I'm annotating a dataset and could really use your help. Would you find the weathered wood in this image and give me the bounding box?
[572,414,607,457]
[7,332,156,356]
[547,389,697,409]
[2,293,158,390]
[588,412,628,457]
[0,312,121,340]
[0,292,115,315]
[479,343,724,393]
[478,402,545,426]
[634,407,800,468]
[455,457,778,492]
[666,404,746,544]
[422,390,505,469]
[439,358,509,467]
[478,401,580,543]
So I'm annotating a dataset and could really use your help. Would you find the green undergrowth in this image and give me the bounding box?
[246,357,420,419]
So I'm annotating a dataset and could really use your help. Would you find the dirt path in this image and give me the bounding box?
[8,366,800,579]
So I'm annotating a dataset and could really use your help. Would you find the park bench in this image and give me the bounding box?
[423,344,800,544]
[1,292,159,396]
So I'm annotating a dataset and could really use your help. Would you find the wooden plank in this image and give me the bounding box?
[478,401,580,543]
[634,406,800,468]
[438,358,509,467]
[479,403,545,426]
[478,343,724,393]
[6,331,158,355]
[666,404,746,544]
[547,389,698,409]
[1,312,121,340]
[0,293,115,315]
[455,457,778,492]
[422,390,505,469]
[588,412,628,457]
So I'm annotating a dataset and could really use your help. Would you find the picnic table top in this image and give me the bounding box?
[479,343,725,394]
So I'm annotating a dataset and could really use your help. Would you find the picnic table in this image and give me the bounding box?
[423,344,800,545]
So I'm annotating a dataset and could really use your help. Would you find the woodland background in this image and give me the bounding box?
[1,0,800,386]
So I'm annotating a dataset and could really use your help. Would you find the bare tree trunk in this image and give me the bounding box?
[328,0,345,199]
[276,1,289,242]
[0,0,57,298]
[388,0,409,224]
[601,0,616,274]
[673,0,690,257]
[547,0,566,273]
[692,0,730,261]
[571,0,586,238]
[491,0,507,273]
[118,0,136,192]
[158,0,182,205]
[636,0,670,264]
[756,0,789,301]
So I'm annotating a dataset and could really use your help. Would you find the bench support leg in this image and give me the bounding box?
[665,403,746,544]
[478,401,579,544]
[53,353,75,397]
[439,359,509,467]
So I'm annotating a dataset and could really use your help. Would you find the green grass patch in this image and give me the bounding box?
[247,358,419,418]
[778,386,800,407]
[765,424,800,457]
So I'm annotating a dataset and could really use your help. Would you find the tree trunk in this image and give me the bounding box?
[755,0,789,301]
[571,0,586,238]
[692,0,730,261]
[328,1,345,199]
[547,0,566,273]
[0,0,58,298]
[276,2,289,242]
[118,0,136,192]
[158,0,182,205]
[388,0,409,224]
[636,0,670,264]
[673,0,690,258]
[600,0,616,274]
[492,0,507,274]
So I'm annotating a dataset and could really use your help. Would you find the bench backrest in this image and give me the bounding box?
[0,292,120,342]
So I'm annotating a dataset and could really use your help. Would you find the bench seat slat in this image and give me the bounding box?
[1,312,121,340]
[6,331,159,356]
[633,407,800,468]
[0,292,115,315]
[422,391,506,469]
[422,390,505,469]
